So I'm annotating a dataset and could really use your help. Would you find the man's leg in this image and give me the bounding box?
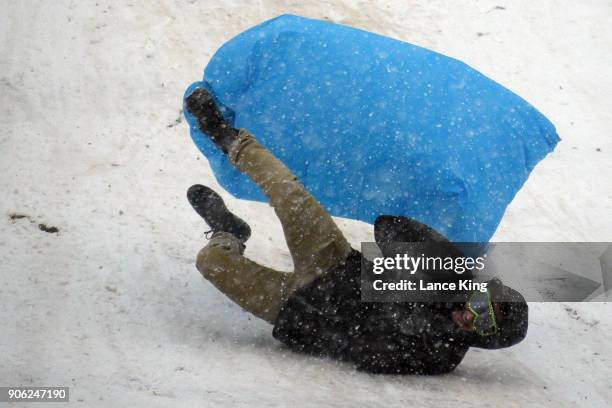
[228,130,352,291]
[185,88,350,321]
[196,232,293,324]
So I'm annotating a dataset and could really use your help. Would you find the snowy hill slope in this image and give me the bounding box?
[1,1,611,407]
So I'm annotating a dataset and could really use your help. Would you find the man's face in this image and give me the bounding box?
[452,302,503,333]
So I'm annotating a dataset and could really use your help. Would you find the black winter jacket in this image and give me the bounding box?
[272,216,528,373]
[272,249,472,374]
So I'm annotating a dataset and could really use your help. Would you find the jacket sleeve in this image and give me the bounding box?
[347,332,460,375]
[347,305,466,375]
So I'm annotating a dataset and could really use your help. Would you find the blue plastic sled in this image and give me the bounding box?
[184,14,559,242]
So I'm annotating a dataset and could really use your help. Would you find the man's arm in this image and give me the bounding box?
[348,330,465,375]
[348,304,467,374]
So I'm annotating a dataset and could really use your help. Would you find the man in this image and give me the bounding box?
[184,87,528,374]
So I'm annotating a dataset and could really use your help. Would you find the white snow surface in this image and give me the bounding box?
[1,1,611,407]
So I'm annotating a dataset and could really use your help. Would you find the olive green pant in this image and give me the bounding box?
[196,130,352,323]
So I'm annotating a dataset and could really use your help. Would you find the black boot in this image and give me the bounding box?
[184,88,239,153]
[187,184,251,243]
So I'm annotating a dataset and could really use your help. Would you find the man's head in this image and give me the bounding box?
[452,278,528,349]
[372,215,529,348]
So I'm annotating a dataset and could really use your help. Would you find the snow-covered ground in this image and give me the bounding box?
[1,0,611,406]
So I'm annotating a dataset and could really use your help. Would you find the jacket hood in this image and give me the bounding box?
[374,215,450,244]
